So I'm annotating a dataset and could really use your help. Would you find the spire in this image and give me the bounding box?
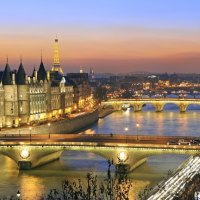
[2,60,12,85]
[41,49,43,62]
[16,61,26,85]
[37,60,47,81]
[51,37,64,75]
[20,56,22,64]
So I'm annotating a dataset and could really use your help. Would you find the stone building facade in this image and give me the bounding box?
[0,60,74,128]
[66,73,92,109]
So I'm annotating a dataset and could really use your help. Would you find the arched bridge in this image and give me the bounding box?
[0,134,199,172]
[101,98,200,112]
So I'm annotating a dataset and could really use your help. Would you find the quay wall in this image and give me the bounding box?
[0,109,98,135]
[98,108,116,118]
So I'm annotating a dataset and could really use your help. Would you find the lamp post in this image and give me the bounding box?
[29,127,32,143]
[136,123,140,141]
[48,123,51,139]
[16,190,20,199]
[124,127,128,143]
[18,118,21,136]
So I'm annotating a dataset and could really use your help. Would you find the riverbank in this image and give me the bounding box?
[0,109,98,135]
[98,108,116,118]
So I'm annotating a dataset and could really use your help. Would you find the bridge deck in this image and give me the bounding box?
[0,134,199,150]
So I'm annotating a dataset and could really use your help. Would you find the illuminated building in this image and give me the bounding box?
[66,73,92,109]
[0,38,94,128]
[0,58,74,128]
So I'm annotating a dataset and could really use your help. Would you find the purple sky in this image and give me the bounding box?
[1,0,200,74]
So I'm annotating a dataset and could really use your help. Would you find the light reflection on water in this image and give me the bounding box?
[84,105,200,136]
[0,105,198,199]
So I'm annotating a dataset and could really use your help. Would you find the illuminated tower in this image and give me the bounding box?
[51,37,64,75]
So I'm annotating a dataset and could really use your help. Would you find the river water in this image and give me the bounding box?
[0,104,199,199]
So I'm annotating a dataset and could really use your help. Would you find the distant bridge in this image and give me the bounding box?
[0,134,199,171]
[101,98,200,112]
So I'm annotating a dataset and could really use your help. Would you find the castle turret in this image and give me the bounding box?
[37,59,47,81]
[16,61,30,124]
[16,62,26,85]
[2,61,12,85]
[2,60,19,127]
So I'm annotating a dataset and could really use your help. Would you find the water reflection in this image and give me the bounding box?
[84,106,200,136]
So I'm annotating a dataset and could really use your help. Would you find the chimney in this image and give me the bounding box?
[12,73,15,85]
[34,70,37,80]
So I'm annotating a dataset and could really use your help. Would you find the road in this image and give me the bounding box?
[0,134,200,149]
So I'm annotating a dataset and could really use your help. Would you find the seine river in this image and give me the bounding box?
[0,104,200,199]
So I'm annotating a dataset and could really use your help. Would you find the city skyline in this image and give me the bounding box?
[1,0,200,73]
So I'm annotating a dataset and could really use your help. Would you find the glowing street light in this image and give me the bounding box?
[16,190,20,199]
[136,123,140,141]
[48,123,51,139]
[20,149,30,159]
[124,127,128,143]
[118,151,128,163]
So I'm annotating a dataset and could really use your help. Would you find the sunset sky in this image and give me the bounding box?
[1,0,200,74]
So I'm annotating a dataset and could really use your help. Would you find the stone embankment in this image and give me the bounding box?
[0,109,98,135]
[98,108,116,118]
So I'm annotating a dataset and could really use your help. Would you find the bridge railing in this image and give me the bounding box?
[106,98,200,101]
[0,133,199,141]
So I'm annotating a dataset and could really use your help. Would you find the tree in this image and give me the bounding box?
[94,86,107,103]
[43,160,132,200]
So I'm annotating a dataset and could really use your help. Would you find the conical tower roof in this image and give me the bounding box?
[16,62,26,85]
[37,60,47,81]
[2,62,12,85]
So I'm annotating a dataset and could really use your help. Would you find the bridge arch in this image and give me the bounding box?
[59,150,112,169]
[141,103,156,111]
[162,103,180,111]
[0,149,20,166]
[187,103,200,111]
[127,150,197,172]
[0,153,18,168]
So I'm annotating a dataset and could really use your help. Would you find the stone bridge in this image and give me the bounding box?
[101,98,200,112]
[0,136,199,172]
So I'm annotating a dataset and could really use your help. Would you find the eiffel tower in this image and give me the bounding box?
[51,37,64,75]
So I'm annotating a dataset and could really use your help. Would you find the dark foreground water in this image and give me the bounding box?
[0,104,199,199]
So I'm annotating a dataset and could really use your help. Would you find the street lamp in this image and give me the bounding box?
[16,190,20,199]
[20,149,30,159]
[124,127,128,143]
[136,123,140,141]
[29,127,32,143]
[118,151,128,163]
[19,118,21,136]
[48,123,51,139]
